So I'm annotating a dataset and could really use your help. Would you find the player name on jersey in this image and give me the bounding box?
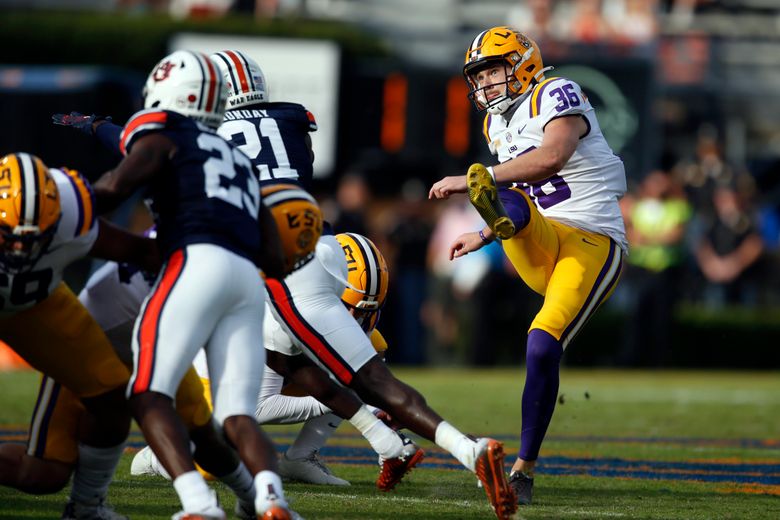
[224,109,273,120]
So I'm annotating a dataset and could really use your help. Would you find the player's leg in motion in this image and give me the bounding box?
[257,364,349,486]
[128,247,237,519]
[204,246,294,519]
[508,329,563,505]
[494,187,623,506]
[264,347,415,489]
[351,357,516,518]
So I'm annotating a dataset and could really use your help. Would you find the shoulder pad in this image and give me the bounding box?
[119,109,170,155]
[529,77,587,121]
[265,102,317,132]
[52,167,95,237]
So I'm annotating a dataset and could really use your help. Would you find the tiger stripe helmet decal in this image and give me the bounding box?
[0,153,61,272]
[336,232,389,332]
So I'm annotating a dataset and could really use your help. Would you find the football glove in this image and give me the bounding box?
[51,111,112,136]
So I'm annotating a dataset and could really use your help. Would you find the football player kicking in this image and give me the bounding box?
[0,152,159,519]
[430,27,627,506]
[88,50,297,520]
[213,50,516,519]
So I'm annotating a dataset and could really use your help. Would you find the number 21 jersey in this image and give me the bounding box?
[218,102,317,191]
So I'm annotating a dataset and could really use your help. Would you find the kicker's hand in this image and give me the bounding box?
[52,111,111,136]
[428,175,468,200]
[449,231,487,260]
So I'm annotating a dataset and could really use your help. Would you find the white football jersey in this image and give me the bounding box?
[484,76,627,252]
[0,168,97,316]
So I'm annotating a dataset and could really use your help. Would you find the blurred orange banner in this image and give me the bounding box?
[0,341,30,371]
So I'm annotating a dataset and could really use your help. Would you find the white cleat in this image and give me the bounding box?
[130,445,155,477]
[278,452,350,486]
[130,445,171,479]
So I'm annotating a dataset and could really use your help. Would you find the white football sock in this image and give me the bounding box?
[254,470,287,512]
[349,405,404,459]
[69,442,124,504]
[435,421,478,472]
[173,470,217,512]
[286,412,342,460]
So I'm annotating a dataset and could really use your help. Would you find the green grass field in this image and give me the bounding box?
[2,367,780,519]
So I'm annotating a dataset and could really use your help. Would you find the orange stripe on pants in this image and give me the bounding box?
[132,250,186,395]
[265,278,353,385]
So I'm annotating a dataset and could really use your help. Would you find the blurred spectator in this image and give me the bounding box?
[382,179,433,365]
[618,170,692,366]
[694,185,765,307]
[423,198,487,364]
[568,0,615,44]
[508,0,568,43]
[607,0,659,46]
[169,0,232,18]
[330,172,371,236]
[676,126,741,214]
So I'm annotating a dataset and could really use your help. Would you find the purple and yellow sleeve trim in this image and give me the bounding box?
[62,168,95,237]
[530,77,559,118]
[482,113,492,146]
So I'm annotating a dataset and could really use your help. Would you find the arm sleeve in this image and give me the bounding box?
[94,122,124,157]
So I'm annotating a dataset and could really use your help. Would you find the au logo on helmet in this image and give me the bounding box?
[261,183,323,273]
[151,61,176,82]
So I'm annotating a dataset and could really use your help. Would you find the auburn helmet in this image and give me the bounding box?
[143,50,227,129]
[0,153,61,272]
[261,183,323,272]
[336,233,389,333]
[211,50,269,109]
[463,26,548,115]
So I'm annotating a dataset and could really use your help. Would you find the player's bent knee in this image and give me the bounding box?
[17,456,72,494]
[500,188,532,231]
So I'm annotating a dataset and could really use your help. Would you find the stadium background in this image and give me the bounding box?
[1,0,779,369]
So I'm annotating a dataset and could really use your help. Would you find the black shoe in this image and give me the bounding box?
[508,471,534,505]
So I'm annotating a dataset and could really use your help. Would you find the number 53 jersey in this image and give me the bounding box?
[0,167,96,316]
[483,76,627,253]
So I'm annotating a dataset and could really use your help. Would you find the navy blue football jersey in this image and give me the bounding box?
[120,109,261,261]
[217,102,317,190]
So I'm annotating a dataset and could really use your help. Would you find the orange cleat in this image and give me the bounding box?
[376,440,425,492]
[474,438,517,519]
